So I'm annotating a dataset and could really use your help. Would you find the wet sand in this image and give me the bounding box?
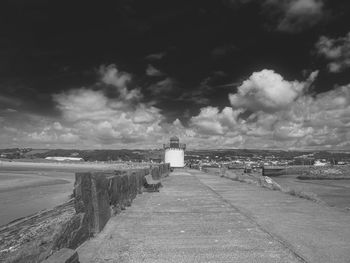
[0,160,150,226]
[0,170,74,226]
[0,171,71,193]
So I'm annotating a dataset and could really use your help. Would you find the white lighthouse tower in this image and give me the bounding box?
[164,136,186,168]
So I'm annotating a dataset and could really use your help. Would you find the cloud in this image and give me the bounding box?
[225,0,325,32]
[53,88,116,121]
[1,64,349,150]
[146,64,165,76]
[49,65,169,146]
[24,121,80,145]
[270,0,325,32]
[273,85,350,146]
[145,52,166,60]
[316,32,350,72]
[0,94,22,108]
[176,85,210,105]
[53,121,63,130]
[176,71,229,105]
[52,87,164,145]
[148,77,177,96]
[229,69,318,112]
[0,65,167,148]
[187,72,349,150]
[99,64,131,89]
[5,108,18,113]
[59,132,80,143]
[99,64,142,101]
[190,106,241,135]
[177,91,210,105]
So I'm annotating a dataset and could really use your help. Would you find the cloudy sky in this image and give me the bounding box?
[0,0,350,150]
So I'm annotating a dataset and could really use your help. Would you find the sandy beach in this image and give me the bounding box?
[0,160,150,226]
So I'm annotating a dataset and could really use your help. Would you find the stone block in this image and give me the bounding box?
[121,174,130,207]
[91,172,111,233]
[129,172,137,199]
[135,170,144,194]
[74,172,112,235]
[109,175,122,211]
[74,173,92,214]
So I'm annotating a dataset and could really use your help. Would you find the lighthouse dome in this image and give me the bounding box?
[170,136,179,142]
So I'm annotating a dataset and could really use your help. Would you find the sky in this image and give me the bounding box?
[0,0,350,150]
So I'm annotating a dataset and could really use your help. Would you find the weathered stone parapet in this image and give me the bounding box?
[53,164,170,253]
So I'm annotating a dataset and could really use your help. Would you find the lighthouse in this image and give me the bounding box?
[163,136,186,168]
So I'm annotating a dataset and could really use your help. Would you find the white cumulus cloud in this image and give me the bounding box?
[190,106,241,136]
[229,69,318,112]
[53,88,164,145]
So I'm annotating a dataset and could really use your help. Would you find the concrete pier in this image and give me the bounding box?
[78,169,350,263]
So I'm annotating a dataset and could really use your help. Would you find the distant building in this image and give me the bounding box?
[45,156,84,162]
[163,136,186,168]
[314,159,329,166]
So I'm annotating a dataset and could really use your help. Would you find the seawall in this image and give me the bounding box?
[0,163,170,263]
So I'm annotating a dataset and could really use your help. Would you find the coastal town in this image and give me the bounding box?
[1,147,350,168]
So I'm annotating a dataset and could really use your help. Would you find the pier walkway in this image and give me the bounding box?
[78,170,350,263]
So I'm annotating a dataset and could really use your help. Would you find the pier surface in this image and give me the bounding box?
[78,170,350,263]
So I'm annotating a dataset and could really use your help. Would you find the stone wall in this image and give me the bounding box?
[53,163,170,251]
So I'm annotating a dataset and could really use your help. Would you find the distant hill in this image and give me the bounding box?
[4,148,163,162]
